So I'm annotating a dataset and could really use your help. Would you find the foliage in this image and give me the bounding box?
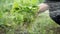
[0,0,41,34]
[0,0,59,34]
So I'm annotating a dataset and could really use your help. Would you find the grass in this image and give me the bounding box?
[32,10,60,34]
[0,0,60,34]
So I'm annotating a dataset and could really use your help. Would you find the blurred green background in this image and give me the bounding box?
[0,0,60,34]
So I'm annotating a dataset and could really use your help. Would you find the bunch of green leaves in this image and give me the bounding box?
[0,0,39,28]
[0,0,44,34]
[10,0,40,27]
[7,0,40,33]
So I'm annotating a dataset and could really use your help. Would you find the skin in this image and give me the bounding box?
[38,3,49,13]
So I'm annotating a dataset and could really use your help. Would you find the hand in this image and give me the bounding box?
[38,3,49,13]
